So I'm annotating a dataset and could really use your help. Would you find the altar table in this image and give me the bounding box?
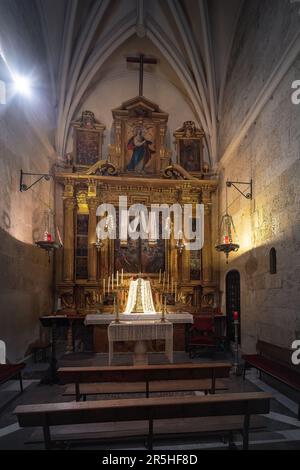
[107,320,173,365]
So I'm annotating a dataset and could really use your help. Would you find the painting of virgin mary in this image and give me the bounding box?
[126,127,155,172]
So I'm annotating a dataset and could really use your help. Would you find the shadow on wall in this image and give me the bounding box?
[0,226,52,362]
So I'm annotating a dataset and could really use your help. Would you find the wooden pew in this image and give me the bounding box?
[0,363,25,393]
[243,340,300,420]
[58,362,232,401]
[14,392,272,450]
[63,378,229,400]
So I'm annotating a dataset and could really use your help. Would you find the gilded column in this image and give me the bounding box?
[88,198,97,281]
[202,187,213,283]
[63,197,75,282]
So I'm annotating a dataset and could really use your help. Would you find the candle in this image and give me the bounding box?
[112,273,114,291]
[225,235,229,244]
[121,269,124,285]
[233,311,239,321]
[174,284,177,302]
[117,270,119,287]
[167,276,169,292]
[103,278,105,295]
[108,276,110,294]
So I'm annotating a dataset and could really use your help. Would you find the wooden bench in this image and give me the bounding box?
[63,378,229,400]
[0,363,25,408]
[243,340,300,420]
[14,392,272,450]
[58,362,232,401]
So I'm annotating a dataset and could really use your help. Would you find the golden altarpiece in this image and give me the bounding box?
[55,99,218,352]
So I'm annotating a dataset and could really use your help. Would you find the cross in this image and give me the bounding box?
[126,54,157,96]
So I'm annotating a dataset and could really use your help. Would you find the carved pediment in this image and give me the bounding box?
[112,96,168,120]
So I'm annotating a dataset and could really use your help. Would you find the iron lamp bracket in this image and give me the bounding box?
[226,179,252,200]
[20,169,52,192]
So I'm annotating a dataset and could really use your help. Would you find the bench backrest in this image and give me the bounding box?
[14,392,271,427]
[58,362,231,384]
[257,340,298,373]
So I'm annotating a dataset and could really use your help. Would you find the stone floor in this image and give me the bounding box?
[0,348,300,450]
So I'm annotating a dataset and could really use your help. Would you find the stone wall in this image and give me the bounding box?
[218,0,300,352]
[0,1,56,362]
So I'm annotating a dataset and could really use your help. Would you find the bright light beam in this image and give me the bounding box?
[12,74,32,97]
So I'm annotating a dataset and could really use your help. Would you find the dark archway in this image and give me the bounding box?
[226,270,241,343]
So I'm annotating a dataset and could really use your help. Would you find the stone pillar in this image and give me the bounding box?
[88,199,97,281]
[202,187,212,283]
[63,198,75,282]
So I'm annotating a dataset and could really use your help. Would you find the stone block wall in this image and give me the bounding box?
[0,1,56,361]
[218,0,300,352]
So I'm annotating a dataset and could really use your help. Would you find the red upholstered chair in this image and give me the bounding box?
[188,316,217,358]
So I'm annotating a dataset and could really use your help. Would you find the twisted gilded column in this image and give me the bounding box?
[63,197,75,282]
[88,198,97,281]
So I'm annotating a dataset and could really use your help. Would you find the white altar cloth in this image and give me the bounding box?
[107,320,173,365]
[84,313,193,325]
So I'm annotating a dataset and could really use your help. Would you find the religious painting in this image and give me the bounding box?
[174,121,205,176]
[189,218,202,280]
[111,96,169,174]
[114,238,140,273]
[141,238,165,273]
[125,121,156,174]
[72,110,105,168]
[114,211,165,274]
[75,214,88,279]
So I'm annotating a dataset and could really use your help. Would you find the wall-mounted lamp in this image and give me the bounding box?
[20,169,52,192]
[226,179,252,200]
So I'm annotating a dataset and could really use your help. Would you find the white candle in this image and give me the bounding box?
[174,284,177,302]
[112,273,114,290]
[116,270,119,287]
[103,278,105,295]
[108,276,110,294]
[121,269,124,285]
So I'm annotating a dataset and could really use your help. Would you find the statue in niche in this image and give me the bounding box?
[126,126,155,172]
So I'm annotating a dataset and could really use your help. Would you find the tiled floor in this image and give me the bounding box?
[0,350,300,450]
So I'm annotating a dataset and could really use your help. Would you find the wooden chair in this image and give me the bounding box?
[188,316,217,358]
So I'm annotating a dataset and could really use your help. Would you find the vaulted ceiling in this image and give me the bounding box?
[36,0,243,163]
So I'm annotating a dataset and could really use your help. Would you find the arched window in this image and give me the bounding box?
[270,248,277,275]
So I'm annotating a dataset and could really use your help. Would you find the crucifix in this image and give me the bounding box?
[126,54,157,96]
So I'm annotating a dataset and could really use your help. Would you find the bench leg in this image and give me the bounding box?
[75,382,81,402]
[243,363,247,381]
[148,415,153,450]
[19,372,24,393]
[243,414,250,450]
[43,416,52,450]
